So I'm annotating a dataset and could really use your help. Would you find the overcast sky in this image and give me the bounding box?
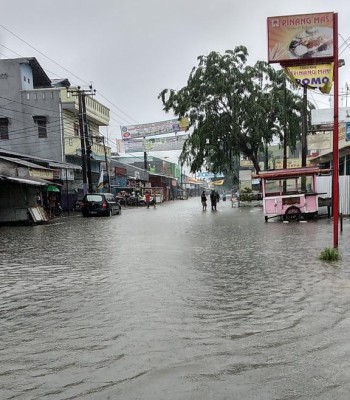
[1,0,349,155]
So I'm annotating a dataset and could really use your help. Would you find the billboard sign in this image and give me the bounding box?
[124,134,189,153]
[121,118,189,140]
[267,12,334,64]
[311,108,350,125]
[284,63,333,93]
[346,122,350,142]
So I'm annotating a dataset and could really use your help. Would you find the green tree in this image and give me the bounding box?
[159,46,313,175]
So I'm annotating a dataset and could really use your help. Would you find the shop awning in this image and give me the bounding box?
[0,176,47,186]
[42,185,60,192]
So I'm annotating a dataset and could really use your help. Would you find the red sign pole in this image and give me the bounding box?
[333,12,339,248]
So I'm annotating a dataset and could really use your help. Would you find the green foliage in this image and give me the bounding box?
[159,46,315,175]
[319,247,340,261]
[239,187,260,202]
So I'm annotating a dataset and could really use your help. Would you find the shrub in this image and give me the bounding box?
[319,247,340,261]
[239,188,260,202]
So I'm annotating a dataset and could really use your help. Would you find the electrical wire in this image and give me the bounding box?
[0,25,140,128]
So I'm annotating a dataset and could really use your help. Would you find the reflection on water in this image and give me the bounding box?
[1,199,350,399]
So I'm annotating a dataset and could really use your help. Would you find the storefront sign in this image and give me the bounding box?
[267,12,334,63]
[29,169,53,180]
[284,63,333,93]
[60,169,75,181]
[115,167,127,176]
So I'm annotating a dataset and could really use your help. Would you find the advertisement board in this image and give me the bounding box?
[311,108,350,125]
[346,122,350,142]
[267,12,334,64]
[124,134,189,153]
[29,169,54,180]
[284,63,333,93]
[120,118,189,140]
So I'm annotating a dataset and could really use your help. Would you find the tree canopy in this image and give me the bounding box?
[159,46,314,175]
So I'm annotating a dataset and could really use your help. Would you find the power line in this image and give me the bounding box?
[0,25,91,86]
[97,92,139,124]
[0,25,140,127]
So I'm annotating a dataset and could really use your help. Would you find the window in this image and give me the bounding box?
[33,116,48,138]
[23,76,26,82]
[0,118,9,140]
[26,93,30,100]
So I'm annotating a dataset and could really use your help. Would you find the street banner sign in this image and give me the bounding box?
[123,134,189,153]
[120,118,189,140]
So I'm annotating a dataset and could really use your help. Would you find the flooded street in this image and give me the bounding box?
[2,198,350,399]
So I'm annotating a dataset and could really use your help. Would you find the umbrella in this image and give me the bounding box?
[43,185,60,192]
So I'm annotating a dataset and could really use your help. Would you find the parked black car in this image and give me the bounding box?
[81,193,121,217]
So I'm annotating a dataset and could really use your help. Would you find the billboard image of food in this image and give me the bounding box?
[267,12,334,63]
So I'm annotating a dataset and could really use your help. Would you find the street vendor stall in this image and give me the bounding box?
[256,167,329,222]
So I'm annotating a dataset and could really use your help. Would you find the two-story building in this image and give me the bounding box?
[0,57,111,202]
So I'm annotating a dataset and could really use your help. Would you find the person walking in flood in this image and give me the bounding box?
[201,190,207,211]
[145,191,151,208]
[152,192,157,208]
[210,190,217,211]
[48,193,57,218]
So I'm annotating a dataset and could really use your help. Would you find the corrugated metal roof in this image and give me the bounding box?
[0,176,47,186]
[0,175,61,186]
[0,149,81,170]
[149,172,177,180]
[48,161,81,170]
[0,156,52,170]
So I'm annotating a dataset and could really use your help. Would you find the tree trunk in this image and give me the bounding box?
[251,154,260,174]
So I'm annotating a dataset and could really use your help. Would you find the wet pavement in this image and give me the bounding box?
[1,198,350,399]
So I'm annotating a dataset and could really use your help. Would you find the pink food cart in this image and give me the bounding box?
[256,167,328,222]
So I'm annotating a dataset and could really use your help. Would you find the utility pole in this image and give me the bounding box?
[102,136,110,191]
[346,82,349,108]
[283,78,288,193]
[81,91,93,193]
[77,88,88,195]
[69,86,96,195]
[283,78,288,169]
[301,85,308,192]
[143,150,148,171]
[301,85,308,168]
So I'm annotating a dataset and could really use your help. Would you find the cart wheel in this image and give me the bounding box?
[285,206,301,222]
[265,216,268,222]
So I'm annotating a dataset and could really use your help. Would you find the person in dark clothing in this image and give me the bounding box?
[151,192,157,208]
[210,190,217,211]
[201,191,207,211]
[145,191,151,208]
